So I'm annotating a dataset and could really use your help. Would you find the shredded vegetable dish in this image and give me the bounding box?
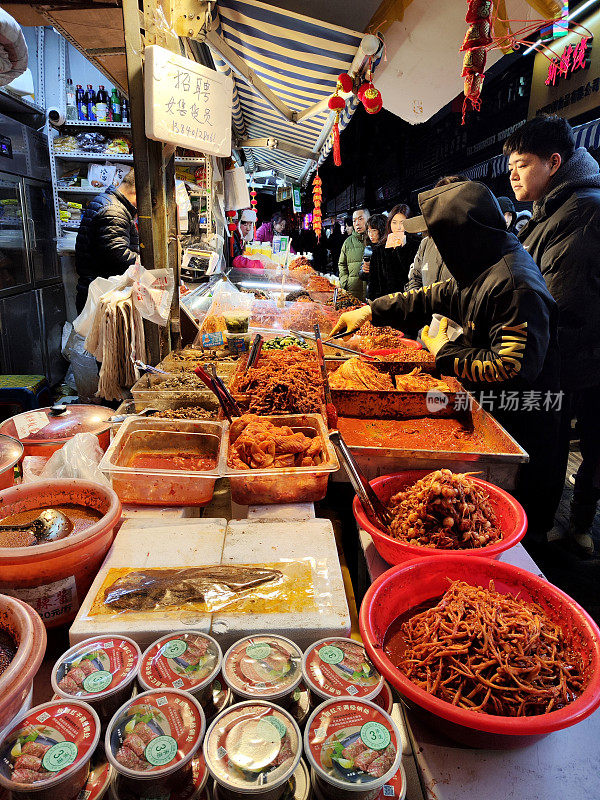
[384,580,586,716]
[235,346,324,414]
[387,469,501,549]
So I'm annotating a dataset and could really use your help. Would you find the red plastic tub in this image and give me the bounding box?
[0,480,121,628]
[0,436,23,491]
[353,470,527,565]
[359,555,600,748]
[0,594,46,732]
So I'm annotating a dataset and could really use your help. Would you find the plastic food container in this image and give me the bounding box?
[222,636,303,706]
[0,480,121,628]
[352,471,527,566]
[311,763,406,800]
[105,688,206,796]
[302,639,384,703]
[204,701,302,800]
[0,594,46,734]
[139,632,222,706]
[111,398,220,432]
[205,679,233,726]
[289,685,311,730]
[0,435,23,491]
[359,555,600,749]
[77,750,113,800]
[110,753,208,799]
[0,406,113,460]
[51,636,141,726]
[0,699,101,800]
[224,414,339,506]
[100,417,226,506]
[304,699,402,800]
[372,683,393,716]
[212,759,310,800]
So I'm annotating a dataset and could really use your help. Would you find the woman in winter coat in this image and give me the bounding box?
[358,214,387,300]
[365,204,420,300]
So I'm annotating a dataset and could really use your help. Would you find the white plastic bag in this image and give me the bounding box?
[37,433,110,486]
[132,266,174,326]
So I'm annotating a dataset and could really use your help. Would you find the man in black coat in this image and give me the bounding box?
[504,115,600,556]
[329,181,561,544]
[75,169,139,313]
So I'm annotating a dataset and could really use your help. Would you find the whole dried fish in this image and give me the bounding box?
[103,566,283,611]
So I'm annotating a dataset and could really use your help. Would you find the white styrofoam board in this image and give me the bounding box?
[120,505,192,519]
[211,519,350,650]
[69,518,227,649]
[247,503,316,521]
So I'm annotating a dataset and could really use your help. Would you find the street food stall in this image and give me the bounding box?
[0,2,599,800]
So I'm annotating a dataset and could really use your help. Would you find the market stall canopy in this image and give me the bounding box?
[206,0,375,183]
[372,0,562,124]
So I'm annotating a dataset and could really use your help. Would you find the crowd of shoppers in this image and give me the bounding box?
[329,114,600,560]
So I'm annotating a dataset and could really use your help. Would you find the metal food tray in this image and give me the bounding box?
[158,350,238,378]
[130,372,216,404]
[333,399,528,491]
[112,397,220,432]
[326,367,465,419]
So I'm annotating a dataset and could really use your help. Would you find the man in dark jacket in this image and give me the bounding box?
[504,115,600,556]
[75,169,139,313]
[330,181,561,541]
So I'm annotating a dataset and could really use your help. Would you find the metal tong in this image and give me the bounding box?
[329,430,393,529]
[288,329,376,360]
[332,287,339,310]
[133,359,169,375]
[244,333,263,373]
[314,323,338,429]
[194,364,241,423]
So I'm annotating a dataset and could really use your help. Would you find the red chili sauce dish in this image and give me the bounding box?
[126,453,217,471]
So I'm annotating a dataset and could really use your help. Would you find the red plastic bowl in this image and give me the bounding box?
[359,555,600,748]
[353,470,527,565]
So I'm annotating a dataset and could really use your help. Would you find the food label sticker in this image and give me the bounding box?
[246,643,272,661]
[255,719,283,744]
[383,786,395,797]
[161,639,188,659]
[83,671,113,693]
[318,645,344,665]
[2,576,78,624]
[201,332,224,348]
[13,410,50,439]
[360,722,391,751]
[145,736,178,767]
[264,716,286,739]
[42,742,79,772]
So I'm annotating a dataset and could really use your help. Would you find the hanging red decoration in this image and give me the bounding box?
[226,210,238,258]
[312,172,322,240]
[338,72,354,93]
[327,95,346,111]
[465,0,492,23]
[362,84,382,114]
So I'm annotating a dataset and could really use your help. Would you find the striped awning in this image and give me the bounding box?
[209,0,366,183]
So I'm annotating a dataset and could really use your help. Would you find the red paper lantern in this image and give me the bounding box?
[362,85,382,112]
[338,72,354,93]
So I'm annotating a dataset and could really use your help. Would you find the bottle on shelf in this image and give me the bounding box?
[66,79,77,121]
[85,84,96,122]
[76,84,86,121]
[110,88,122,122]
[96,85,109,122]
[121,96,129,124]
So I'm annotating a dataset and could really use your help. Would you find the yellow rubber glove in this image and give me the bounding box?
[328,304,372,337]
[421,316,450,356]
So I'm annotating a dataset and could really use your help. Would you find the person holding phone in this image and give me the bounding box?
[364,205,420,300]
[359,213,386,300]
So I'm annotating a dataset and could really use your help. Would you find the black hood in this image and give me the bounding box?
[408,181,519,285]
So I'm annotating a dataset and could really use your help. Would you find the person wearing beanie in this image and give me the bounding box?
[230,208,265,270]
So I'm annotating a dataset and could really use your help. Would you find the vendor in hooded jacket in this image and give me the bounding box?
[329,181,561,544]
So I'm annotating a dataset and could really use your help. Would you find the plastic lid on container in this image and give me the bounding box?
[302,639,384,701]
[105,689,205,780]
[0,699,101,792]
[204,701,302,794]
[0,434,23,473]
[304,699,402,792]
[222,635,303,701]
[139,632,222,695]
[52,636,141,701]
[111,754,208,800]
[0,406,113,445]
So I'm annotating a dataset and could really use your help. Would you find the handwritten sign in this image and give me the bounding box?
[145,45,233,157]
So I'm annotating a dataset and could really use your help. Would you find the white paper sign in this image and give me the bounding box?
[145,45,233,157]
